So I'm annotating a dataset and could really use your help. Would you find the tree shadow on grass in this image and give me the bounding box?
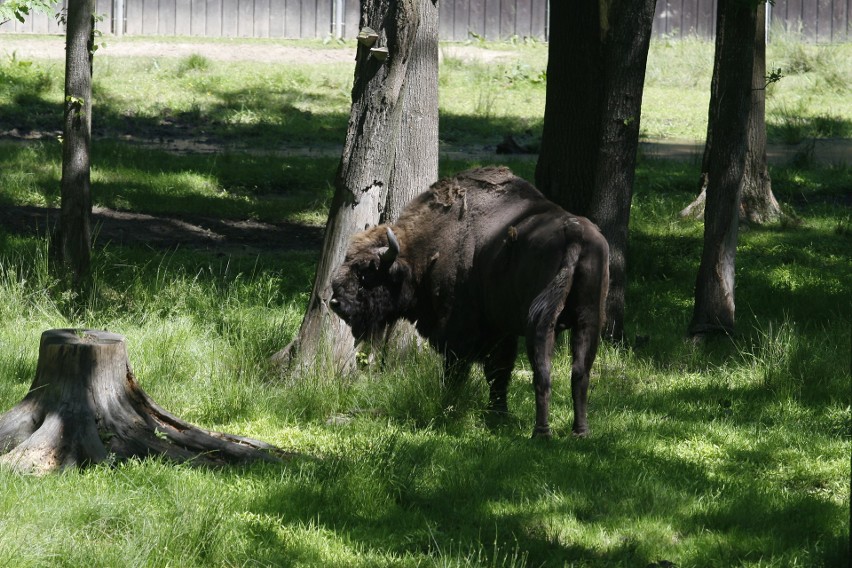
[0,203,325,253]
[767,113,852,145]
[439,112,543,149]
[237,405,847,566]
[2,81,543,158]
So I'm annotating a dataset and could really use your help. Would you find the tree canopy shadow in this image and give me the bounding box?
[235,400,847,566]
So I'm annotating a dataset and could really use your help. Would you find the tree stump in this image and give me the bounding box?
[0,329,285,474]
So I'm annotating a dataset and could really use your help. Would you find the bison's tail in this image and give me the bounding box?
[527,243,582,331]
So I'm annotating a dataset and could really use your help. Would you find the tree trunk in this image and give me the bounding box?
[385,0,439,223]
[535,0,657,343]
[688,0,757,336]
[273,0,438,373]
[0,329,284,475]
[535,2,602,218]
[740,4,781,225]
[679,6,725,221]
[57,0,94,288]
[680,3,781,225]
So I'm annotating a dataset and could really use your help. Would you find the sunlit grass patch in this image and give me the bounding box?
[0,141,336,224]
[175,53,211,76]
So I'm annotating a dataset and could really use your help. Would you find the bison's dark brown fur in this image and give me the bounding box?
[330,167,609,437]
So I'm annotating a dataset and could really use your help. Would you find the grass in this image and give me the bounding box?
[642,32,852,142]
[2,33,850,148]
[0,34,850,567]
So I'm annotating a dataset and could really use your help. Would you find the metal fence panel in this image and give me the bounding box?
[654,0,719,38]
[0,0,848,42]
[0,0,111,34]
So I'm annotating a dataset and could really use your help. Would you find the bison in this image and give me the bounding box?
[330,166,609,438]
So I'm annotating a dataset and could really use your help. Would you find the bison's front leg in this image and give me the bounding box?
[483,337,518,415]
[441,352,473,408]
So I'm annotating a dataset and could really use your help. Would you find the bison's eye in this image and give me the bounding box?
[357,266,382,288]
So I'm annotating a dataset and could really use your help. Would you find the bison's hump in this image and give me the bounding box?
[460,166,515,187]
[429,166,517,208]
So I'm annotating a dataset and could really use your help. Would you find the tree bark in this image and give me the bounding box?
[688,0,757,336]
[0,329,284,475]
[679,4,726,221]
[680,3,781,225]
[535,2,602,218]
[273,0,438,373]
[535,0,657,343]
[57,0,94,288]
[740,4,781,225]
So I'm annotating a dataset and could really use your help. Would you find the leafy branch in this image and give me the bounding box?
[0,0,57,27]
[756,67,784,90]
[65,95,86,124]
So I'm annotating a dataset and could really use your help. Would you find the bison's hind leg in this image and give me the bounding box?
[568,320,600,437]
[526,332,556,439]
[526,240,590,439]
[527,262,580,439]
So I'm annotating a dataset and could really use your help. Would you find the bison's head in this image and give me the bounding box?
[330,226,414,342]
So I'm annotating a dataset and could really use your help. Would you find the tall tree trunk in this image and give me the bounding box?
[688,0,757,336]
[680,3,781,225]
[274,0,438,373]
[386,0,438,223]
[679,2,726,221]
[535,2,602,218]
[535,0,657,343]
[57,0,94,289]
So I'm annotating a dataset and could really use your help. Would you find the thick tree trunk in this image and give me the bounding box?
[680,4,781,225]
[0,330,283,475]
[57,0,94,288]
[535,0,657,343]
[535,1,602,218]
[273,0,438,373]
[688,0,757,336]
[385,0,438,223]
[588,1,657,343]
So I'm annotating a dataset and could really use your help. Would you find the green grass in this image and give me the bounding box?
[642,34,852,142]
[0,35,850,567]
[2,34,849,148]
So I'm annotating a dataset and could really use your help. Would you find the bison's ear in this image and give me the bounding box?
[388,257,412,285]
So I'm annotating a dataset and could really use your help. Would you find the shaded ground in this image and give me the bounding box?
[0,205,324,252]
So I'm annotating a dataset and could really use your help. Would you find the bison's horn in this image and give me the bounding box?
[380,227,400,267]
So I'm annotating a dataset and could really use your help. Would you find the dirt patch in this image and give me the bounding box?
[0,204,324,253]
[0,36,516,64]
